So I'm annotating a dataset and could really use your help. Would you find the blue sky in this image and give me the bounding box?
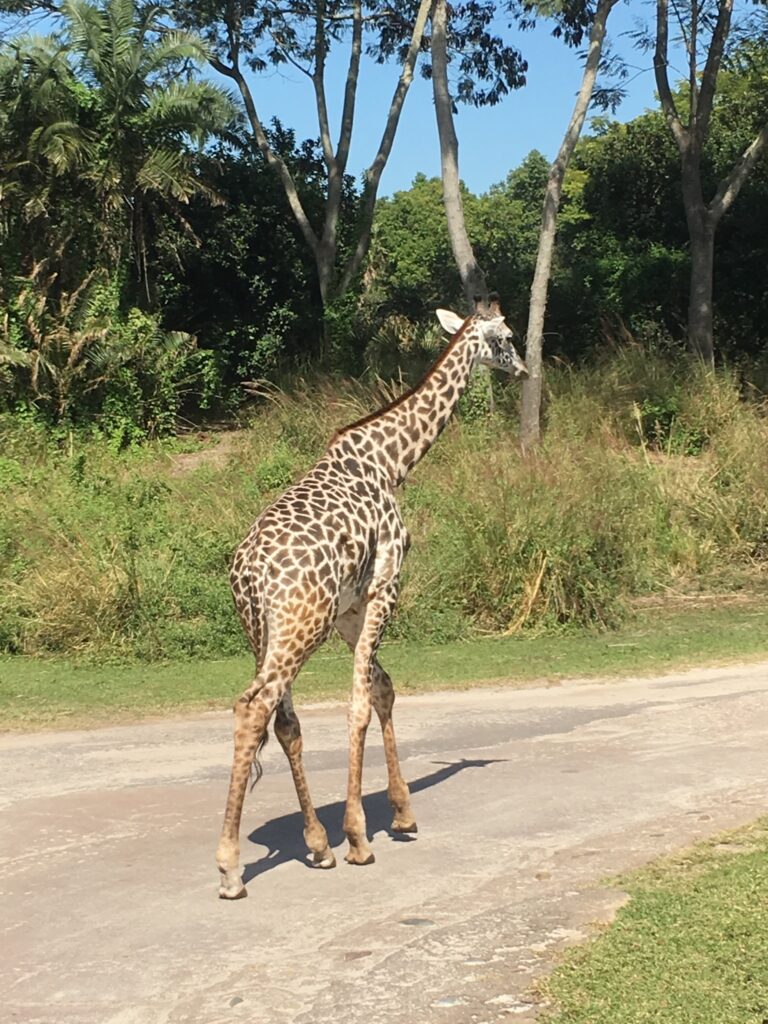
[250,2,664,197]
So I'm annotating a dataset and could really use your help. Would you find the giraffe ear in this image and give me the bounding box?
[436,309,465,335]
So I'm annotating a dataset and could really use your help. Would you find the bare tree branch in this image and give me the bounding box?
[689,0,698,123]
[312,0,335,171]
[709,120,768,222]
[337,0,433,296]
[209,52,321,260]
[696,0,734,143]
[655,0,688,148]
[336,0,362,173]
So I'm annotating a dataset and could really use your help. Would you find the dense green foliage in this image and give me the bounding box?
[2,2,767,438]
[0,0,330,437]
[370,109,768,363]
[1,350,766,660]
[0,0,244,435]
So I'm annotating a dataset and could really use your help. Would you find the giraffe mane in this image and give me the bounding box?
[335,315,476,436]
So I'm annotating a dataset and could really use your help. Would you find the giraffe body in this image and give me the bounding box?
[217,300,526,898]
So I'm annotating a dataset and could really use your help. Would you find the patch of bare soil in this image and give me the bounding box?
[167,430,246,476]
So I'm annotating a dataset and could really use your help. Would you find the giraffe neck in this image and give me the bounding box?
[341,326,483,486]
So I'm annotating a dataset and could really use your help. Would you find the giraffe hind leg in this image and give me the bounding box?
[216,654,298,899]
[274,692,336,869]
[336,607,416,839]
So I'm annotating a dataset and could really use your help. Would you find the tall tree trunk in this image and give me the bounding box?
[686,209,716,365]
[519,0,617,450]
[430,0,487,309]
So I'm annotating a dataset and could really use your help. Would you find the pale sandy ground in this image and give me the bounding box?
[2,660,768,1024]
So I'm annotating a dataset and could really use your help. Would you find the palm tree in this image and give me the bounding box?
[0,0,236,420]
[60,0,236,287]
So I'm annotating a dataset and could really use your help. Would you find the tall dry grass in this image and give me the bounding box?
[1,349,766,659]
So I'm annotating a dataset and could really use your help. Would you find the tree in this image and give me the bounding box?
[152,138,327,383]
[366,174,463,316]
[430,0,526,308]
[0,0,234,424]
[653,0,768,364]
[560,114,688,343]
[62,0,234,288]
[172,0,434,314]
[520,0,619,448]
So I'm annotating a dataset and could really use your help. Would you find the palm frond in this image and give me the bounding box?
[0,343,33,369]
[29,121,92,173]
[136,147,194,201]
[141,79,238,144]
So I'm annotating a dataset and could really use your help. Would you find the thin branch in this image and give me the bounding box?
[313,0,335,172]
[336,0,363,173]
[316,0,363,277]
[553,0,619,176]
[654,0,688,149]
[669,0,692,58]
[209,51,321,259]
[709,121,768,223]
[696,0,734,142]
[269,33,313,79]
[338,0,433,295]
[688,0,698,123]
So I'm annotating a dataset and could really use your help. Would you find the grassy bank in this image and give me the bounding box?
[543,818,768,1023]
[1,602,767,730]
[1,348,767,661]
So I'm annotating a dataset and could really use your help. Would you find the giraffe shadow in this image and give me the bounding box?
[242,757,506,883]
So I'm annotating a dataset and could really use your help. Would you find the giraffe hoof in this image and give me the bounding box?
[392,820,418,834]
[344,850,375,866]
[308,849,337,869]
[218,880,248,900]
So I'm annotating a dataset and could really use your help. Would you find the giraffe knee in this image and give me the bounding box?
[274,712,302,755]
[372,670,395,718]
[234,696,268,732]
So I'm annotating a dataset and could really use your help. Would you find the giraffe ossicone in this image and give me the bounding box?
[216,296,527,899]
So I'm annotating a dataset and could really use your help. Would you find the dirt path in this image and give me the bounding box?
[2,661,768,1024]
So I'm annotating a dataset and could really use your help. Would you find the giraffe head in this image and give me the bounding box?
[435,294,528,377]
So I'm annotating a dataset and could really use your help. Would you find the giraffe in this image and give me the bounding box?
[216,295,527,898]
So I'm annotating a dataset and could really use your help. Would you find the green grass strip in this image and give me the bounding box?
[544,819,768,1023]
[1,603,767,730]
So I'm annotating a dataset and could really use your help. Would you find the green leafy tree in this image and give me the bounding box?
[0,0,235,428]
[151,137,327,385]
[60,0,235,287]
[652,0,768,363]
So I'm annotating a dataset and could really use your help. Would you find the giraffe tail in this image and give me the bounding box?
[249,730,269,792]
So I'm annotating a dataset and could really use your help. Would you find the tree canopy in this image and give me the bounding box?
[1,0,767,441]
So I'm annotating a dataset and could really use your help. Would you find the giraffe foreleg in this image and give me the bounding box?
[340,583,400,865]
[274,692,336,869]
[343,676,374,865]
